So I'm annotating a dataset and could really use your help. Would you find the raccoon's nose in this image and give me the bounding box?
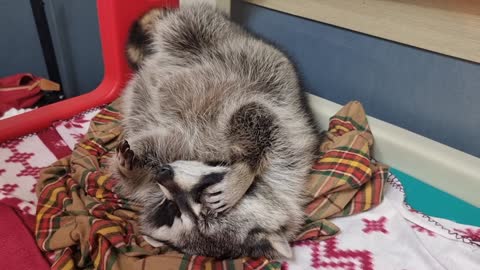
[158,165,174,180]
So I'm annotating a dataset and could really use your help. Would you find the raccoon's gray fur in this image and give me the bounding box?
[110,2,320,260]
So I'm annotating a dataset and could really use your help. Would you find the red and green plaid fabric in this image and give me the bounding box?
[35,100,388,270]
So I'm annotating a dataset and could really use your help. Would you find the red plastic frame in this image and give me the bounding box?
[0,0,179,142]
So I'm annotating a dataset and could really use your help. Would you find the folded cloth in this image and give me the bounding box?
[35,99,388,270]
[286,173,480,270]
[0,204,50,270]
[0,73,49,116]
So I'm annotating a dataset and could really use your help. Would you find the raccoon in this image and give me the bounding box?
[109,2,320,259]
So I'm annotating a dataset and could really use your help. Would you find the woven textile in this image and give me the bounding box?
[35,100,387,270]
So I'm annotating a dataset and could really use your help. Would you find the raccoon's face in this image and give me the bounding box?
[140,160,227,248]
[141,160,227,229]
[140,160,293,259]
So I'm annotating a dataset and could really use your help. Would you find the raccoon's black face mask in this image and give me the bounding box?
[139,160,293,260]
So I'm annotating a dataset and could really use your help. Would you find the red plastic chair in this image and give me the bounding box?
[0,0,179,142]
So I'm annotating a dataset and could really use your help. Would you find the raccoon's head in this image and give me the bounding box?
[140,160,293,260]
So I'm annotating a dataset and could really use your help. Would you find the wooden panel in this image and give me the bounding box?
[244,0,480,63]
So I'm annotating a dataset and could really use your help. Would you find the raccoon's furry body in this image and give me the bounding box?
[110,2,319,259]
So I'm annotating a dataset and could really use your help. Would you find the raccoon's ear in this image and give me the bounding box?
[267,234,293,259]
[127,8,166,70]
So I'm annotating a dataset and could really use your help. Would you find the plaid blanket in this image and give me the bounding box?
[35,100,388,270]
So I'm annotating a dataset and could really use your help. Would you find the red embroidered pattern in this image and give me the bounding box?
[411,224,435,237]
[18,166,42,177]
[362,216,388,234]
[0,183,19,195]
[2,138,42,179]
[70,133,84,141]
[310,238,373,270]
[454,228,480,242]
[54,114,88,129]
[6,152,34,163]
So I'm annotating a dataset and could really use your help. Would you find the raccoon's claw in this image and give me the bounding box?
[204,180,245,214]
[205,192,229,213]
[116,140,137,171]
[205,196,228,213]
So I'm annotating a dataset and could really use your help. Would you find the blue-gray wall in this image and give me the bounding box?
[231,1,480,158]
[44,0,103,98]
[2,1,478,157]
[0,0,49,78]
[0,0,103,98]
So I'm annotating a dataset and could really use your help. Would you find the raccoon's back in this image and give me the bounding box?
[123,1,304,125]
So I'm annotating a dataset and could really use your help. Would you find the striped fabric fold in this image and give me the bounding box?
[35,100,387,270]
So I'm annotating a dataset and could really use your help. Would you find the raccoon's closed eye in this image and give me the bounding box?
[204,160,229,167]
[191,172,226,203]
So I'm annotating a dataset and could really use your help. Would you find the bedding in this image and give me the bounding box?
[0,101,478,270]
[33,99,387,269]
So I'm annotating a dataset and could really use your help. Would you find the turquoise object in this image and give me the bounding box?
[391,168,480,227]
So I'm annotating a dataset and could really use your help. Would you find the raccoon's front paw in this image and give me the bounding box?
[116,140,138,173]
[204,181,239,214]
[204,172,253,214]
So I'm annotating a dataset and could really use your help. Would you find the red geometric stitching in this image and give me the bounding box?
[362,216,388,234]
[2,139,43,179]
[0,169,5,176]
[454,228,480,241]
[6,152,34,163]
[310,238,373,270]
[18,166,42,177]
[0,183,19,195]
[0,138,22,149]
[30,183,37,193]
[20,204,32,216]
[411,224,435,237]
[54,114,88,129]
[70,133,84,141]
[311,241,321,268]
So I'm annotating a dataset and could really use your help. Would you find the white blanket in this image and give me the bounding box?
[0,109,478,269]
